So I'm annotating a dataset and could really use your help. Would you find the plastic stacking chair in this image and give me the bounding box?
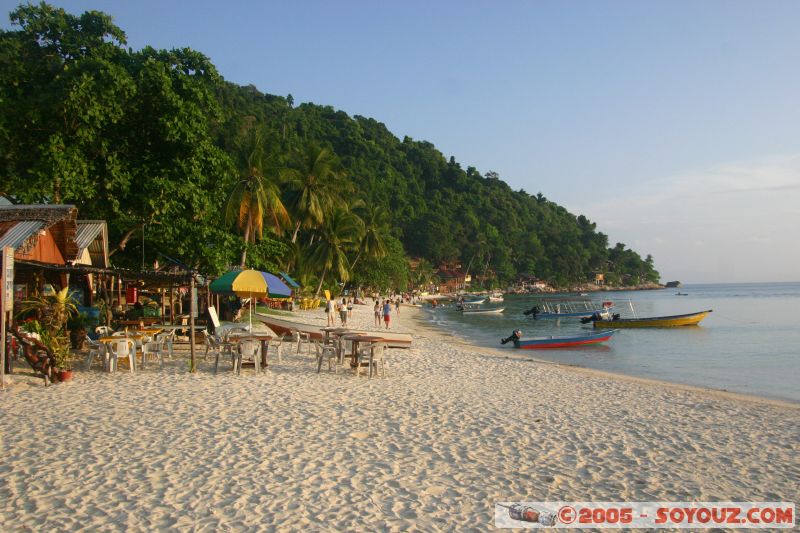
[160,329,176,359]
[210,336,236,375]
[356,342,386,378]
[141,339,165,369]
[109,339,136,373]
[267,336,285,363]
[314,341,339,373]
[235,340,261,375]
[83,335,105,371]
[292,329,311,353]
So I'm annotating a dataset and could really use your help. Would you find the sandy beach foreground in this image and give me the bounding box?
[1,303,797,531]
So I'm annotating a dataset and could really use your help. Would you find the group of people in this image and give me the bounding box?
[325,297,354,327]
[373,298,400,328]
[323,293,404,329]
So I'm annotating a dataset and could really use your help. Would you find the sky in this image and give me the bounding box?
[2,0,799,283]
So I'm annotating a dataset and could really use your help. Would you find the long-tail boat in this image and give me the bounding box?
[514,329,616,349]
[593,309,712,328]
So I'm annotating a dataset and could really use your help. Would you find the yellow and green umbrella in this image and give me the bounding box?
[210,269,293,330]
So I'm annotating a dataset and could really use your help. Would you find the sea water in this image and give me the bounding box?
[423,282,800,403]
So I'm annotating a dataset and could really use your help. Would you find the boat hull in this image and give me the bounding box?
[462,308,504,314]
[535,311,600,319]
[593,310,712,328]
[514,330,616,349]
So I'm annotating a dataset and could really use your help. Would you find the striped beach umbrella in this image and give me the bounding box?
[210,269,293,331]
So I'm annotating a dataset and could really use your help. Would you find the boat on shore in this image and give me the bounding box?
[488,292,504,302]
[254,313,413,348]
[514,329,617,349]
[593,309,712,328]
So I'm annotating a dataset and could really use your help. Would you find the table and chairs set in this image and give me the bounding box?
[83,321,397,379]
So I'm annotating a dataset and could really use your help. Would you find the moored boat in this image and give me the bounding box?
[514,329,617,349]
[461,307,504,314]
[593,309,712,328]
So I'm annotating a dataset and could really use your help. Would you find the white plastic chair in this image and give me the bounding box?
[292,329,311,353]
[83,335,105,370]
[314,341,339,373]
[235,340,261,375]
[159,329,176,359]
[210,336,236,375]
[95,325,112,337]
[356,342,386,378]
[141,339,164,369]
[109,339,136,373]
[267,336,286,363]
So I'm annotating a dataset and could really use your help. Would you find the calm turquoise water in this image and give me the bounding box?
[424,282,800,402]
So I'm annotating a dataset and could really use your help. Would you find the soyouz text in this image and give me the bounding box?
[494,502,795,528]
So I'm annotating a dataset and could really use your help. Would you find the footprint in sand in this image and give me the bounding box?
[350,431,370,439]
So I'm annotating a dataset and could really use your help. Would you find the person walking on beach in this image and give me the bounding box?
[382,299,392,329]
[374,300,381,326]
[347,298,353,319]
[395,298,400,315]
[340,298,348,326]
[325,298,335,326]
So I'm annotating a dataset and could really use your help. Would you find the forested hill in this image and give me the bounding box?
[0,3,659,289]
[217,85,659,286]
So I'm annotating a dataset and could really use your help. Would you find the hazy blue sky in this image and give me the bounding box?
[3,1,799,282]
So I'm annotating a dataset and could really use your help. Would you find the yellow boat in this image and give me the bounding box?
[593,309,712,328]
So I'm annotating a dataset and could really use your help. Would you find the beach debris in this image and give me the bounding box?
[500,503,557,525]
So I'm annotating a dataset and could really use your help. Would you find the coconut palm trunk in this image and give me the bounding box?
[315,265,328,297]
[240,216,251,267]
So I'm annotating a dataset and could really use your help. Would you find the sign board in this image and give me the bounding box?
[3,246,13,312]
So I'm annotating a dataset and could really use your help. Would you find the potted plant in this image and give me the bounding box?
[19,287,78,382]
[49,333,74,382]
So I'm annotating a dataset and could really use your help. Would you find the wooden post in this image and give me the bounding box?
[189,275,196,372]
[169,285,174,324]
[160,288,165,321]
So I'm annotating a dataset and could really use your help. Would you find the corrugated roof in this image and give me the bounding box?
[0,220,45,251]
[75,220,109,267]
[75,221,104,251]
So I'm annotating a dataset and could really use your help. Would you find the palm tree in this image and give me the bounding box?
[283,143,346,243]
[307,207,362,297]
[225,129,290,267]
[350,204,389,271]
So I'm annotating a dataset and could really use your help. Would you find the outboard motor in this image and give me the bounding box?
[523,305,540,318]
[501,329,523,345]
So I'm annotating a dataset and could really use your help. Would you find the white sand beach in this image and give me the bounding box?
[1,303,798,531]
